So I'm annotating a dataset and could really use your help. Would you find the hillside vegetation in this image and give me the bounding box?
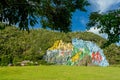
[0,26,120,66]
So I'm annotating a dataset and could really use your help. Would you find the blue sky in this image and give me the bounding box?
[71,0,120,46]
[71,10,89,31]
[34,0,120,31]
[71,0,120,31]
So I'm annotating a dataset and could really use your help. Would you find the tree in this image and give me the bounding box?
[40,0,90,32]
[0,0,41,32]
[0,0,90,32]
[87,9,120,47]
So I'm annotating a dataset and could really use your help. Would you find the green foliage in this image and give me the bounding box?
[0,0,90,32]
[0,0,40,31]
[87,9,120,46]
[0,26,120,66]
[103,44,120,64]
[40,0,90,32]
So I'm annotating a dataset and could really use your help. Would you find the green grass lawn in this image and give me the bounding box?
[0,65,120,80]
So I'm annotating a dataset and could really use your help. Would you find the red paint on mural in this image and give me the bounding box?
[92,51,102,63]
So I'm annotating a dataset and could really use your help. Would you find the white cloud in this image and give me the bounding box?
[87,27,100,34]
[89,0,120,13]
[87,27,120,46]
[87,0,120,46]
[87,27,108,39]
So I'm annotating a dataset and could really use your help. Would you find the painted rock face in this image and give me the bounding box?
[44,39,109,66]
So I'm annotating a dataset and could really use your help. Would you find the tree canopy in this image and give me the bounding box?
[0,0,41,32]
[40,0,90,32]
[0,0,90,32]
[87,9,120,46]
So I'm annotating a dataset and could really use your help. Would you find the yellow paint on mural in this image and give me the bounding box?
[48,40,73,50]
[71,52,82,62]
[48,40,60,50]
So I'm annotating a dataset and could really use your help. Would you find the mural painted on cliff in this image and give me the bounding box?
[44,39,109,66]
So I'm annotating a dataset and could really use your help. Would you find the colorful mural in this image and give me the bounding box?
[44,39,109,66]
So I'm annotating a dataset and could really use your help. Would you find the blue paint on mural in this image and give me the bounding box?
[44,39,109,66]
